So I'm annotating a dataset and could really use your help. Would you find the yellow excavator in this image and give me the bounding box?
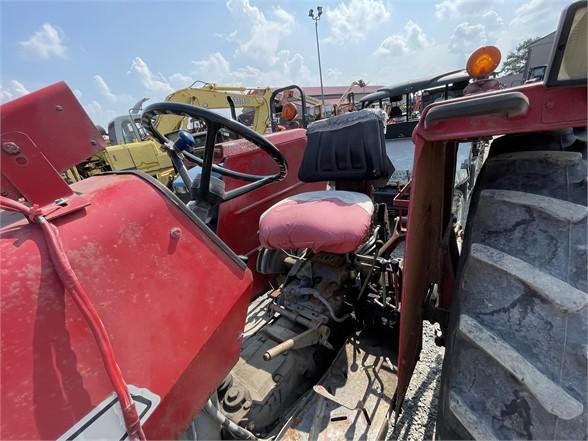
[68,84,274,186]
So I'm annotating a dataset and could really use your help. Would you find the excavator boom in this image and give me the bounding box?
[154,84,272,135]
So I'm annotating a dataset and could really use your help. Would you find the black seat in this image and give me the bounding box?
[298,109,394,183]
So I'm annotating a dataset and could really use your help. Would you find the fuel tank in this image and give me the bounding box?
[1,172,252,439]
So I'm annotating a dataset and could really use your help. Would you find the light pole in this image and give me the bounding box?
[308,6,325,109]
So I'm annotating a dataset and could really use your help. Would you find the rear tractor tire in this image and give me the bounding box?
[437,139,587,440]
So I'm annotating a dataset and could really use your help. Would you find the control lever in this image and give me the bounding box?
[263,325,332,361]
[313,385,371,426]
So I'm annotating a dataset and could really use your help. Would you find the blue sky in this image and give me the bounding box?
[1,0,567,126]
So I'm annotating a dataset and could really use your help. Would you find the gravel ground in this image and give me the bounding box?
[386,322,445,441]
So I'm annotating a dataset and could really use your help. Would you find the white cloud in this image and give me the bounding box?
[94,74,133,104]
[0,89,12,102]
[446,9,505,55]
[435,0,502,20]
[192,52,232,81]
[326,67,343,82]
[489,0,565,58]
[433,0,562,60]
[235,50,314,86]
[73,88,83,100]
[20,23,67,59]
[85,100,102,116]
[376,20,430,56]
[509,0,565,35]
[84,100,117,128]
[374,42,461,85]
[225,0,295,62]
[94,75,117,101]
[376,35,409,56]
[273,50,313,85]
[437,7,504,56]
[449,22,487,52]
[169,72,195,88]
[190,49,314,87]
[214,29,238,41]
[0,80,31,102]
[483,10,504,30]
[325,0,391,45]
[10,80,30,96]
[127,57,174,94]
[405,20,429,50]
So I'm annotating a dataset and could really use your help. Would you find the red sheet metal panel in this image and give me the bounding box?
[418,83,587,141]
[1,173,252,440]
[395,82,588,414]
[217,129,325,295]
[0,82,105,204]
[1,131,74,206]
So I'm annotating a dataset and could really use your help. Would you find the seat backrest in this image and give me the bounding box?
[298,109,394,183]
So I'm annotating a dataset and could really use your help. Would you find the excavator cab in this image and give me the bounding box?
[107,98,150,145]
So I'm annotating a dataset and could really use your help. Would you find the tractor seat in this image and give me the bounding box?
[259,191,374,254]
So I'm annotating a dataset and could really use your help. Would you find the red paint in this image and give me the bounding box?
[0,83,322,438]
[217,129,324,296]
[1,196,147,439]
[395,82,588,412]
[419,83,587,141]
[1,131,74,206]
[1,174,252,439]
[439,250,456,309]
[0,82,104,204]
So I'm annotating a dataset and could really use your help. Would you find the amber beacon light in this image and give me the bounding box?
[466,46,502,78]
[281,102,298,121]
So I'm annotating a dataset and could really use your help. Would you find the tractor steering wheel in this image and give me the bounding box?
[141,102,287,203]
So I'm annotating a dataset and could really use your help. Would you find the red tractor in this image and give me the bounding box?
[1,2,586,440]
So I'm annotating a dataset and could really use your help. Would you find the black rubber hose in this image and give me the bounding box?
[204,399,258,440]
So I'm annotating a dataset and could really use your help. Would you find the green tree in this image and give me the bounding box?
[502,37,540,75]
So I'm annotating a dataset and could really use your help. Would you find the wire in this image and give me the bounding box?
[282,249,307,260]
[0,197,145,440]
[290,287,351,323]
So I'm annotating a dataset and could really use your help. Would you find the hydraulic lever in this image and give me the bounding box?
[263,325,332,361]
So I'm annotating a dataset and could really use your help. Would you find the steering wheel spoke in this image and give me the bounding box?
[141,102,288,204]
[199,122,220,199]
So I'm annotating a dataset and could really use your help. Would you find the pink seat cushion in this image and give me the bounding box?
[259,191,374,254]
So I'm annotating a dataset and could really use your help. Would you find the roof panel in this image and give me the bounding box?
[360,70,470,103]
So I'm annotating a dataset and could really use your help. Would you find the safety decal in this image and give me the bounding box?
[58,385,160,440]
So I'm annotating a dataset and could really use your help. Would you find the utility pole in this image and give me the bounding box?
[308,6,325,109]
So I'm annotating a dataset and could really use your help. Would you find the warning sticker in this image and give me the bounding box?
[58,385,160,440]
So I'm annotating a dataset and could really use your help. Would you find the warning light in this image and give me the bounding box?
[466,46,502,78]
[281,102,298,121]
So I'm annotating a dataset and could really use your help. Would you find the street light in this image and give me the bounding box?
[308,6,325,109]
